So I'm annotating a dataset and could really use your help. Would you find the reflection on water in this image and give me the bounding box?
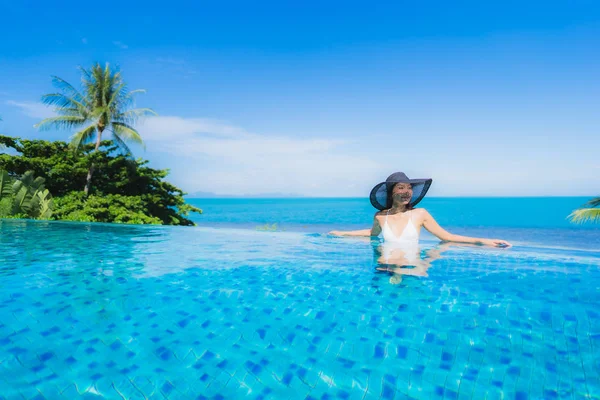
[372,241,497,284]
[373,241,436,284]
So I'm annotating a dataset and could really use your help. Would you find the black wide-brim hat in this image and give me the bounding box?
[369,172,432,210]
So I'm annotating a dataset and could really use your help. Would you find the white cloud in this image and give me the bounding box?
[136,115,600,197]
[113,41,128,49]
[140,116,382,196]
[141,116,250,140]
[6,100,55,119]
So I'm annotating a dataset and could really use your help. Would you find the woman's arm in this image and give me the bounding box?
[329,214,382,237]
[329,229,371,237]
[421,209,512,248]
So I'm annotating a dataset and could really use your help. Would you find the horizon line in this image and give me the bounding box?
[185,195,597,199]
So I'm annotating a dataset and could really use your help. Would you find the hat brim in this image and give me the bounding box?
[369,179,432,210]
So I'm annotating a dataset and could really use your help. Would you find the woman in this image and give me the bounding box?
[329,172,512,248]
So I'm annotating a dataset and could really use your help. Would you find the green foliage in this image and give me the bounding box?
[53,192,162,224]
[255,222,282,231]
[0,169,55,219]
[35,189,54,219]
[586,197,600,208]
[0,136,86,194]
[0,170,12,198]
[0,135,201,226]
[568,197,600,224]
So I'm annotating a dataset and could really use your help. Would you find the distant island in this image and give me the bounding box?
[187,191,305,198]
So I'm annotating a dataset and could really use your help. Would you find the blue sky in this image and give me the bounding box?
[1,0,599,196]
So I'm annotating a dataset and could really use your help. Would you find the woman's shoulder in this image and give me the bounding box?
[374,210,386,218]
[412,208,430,217]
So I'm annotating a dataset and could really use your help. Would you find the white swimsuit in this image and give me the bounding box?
[380,209,420,264]
[381,209,419,244]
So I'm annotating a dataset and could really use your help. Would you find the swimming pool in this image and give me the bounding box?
[1,220,598,399]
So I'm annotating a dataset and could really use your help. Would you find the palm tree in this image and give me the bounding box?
[568,197,600,224]
[35,63,156,195]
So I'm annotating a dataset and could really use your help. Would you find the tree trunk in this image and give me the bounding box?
[84,127,103,195]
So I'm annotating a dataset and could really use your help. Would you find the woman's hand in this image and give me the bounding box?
[328,230,342,236]
[480,239,512,248]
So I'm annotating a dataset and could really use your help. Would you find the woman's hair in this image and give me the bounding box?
[385,182,414,210]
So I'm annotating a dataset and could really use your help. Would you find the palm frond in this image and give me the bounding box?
[100,64,112,107]
[78,65,92,82]
[112,122,144,147]
[124,89,146,98]
[119,89,146,108]
[111,132,134,156]
[106,83,126,108]
[41,93,89,112]
[115,108,157,125]
[58,107,90,117]
[568,208,600,224]
[103,63,112,83]
[35,115,87,131]
[69,124,97,150]
[90,106,109,120]
[50,76,86,103]
[111,121,146,153]
[583,197,600,208]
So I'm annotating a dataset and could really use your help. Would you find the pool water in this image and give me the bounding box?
[1,220,599,399]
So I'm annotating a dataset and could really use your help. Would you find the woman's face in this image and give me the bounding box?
[392,183,413,205]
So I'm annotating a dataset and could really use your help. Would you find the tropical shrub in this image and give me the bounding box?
[0,136,201,225]
[0,169,54,219]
